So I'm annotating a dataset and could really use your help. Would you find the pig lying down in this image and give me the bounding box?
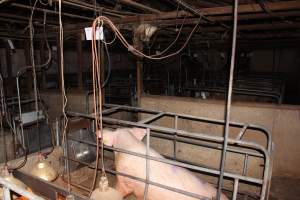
[100,128,228,200]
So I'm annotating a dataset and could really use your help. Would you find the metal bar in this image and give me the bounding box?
[243,154,249,176]
[65,127,72,193]
[232,179,239,200]
[66,134,264,185]
[61,174,90,192]
[70,124,264,160]
[104,104,159,115]
[102,106,123,115]
[138,112,164,124]
[77,33,83,89]
[67,110,270,155]
[174,115,178,159]
[149,130,264,158]
[0,177,44,200]
[216,0,239,198]
[16,77,25,147]
[56,118,60,146]
[143,128,150,200]
[3,187,12,200]
[104,104,271,152]
[184,87,281,104]
[236,124,248,141]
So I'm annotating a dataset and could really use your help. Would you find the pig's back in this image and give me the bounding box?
[114,133,223,200]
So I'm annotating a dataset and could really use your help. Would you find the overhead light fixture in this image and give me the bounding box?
[91,176,122,200]
[136,24,158,42]
[30,155,58,182]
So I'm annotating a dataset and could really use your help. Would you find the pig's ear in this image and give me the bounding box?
[131,128,147,141]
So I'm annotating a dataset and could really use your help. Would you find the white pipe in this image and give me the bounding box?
[3,187,11,200]
[0,177,44,200]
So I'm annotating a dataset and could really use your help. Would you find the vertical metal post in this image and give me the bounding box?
[64,128,71,193]
[40,39,46,89]
[133,30,143,108]
[16,77,25,147]
[232,179,239,200]
[24,40,32,92]
[3,187,11,200]
[85,91,92,114]
[173,115,178,159]
[143,128,150,200]
[242,154,248,176]
[5,46,12,79]
[216,0,239,199]
[55,118,60,146]
[77,33,83,89]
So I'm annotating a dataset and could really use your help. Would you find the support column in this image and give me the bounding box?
[77,33,83,89]
[4,45,12,96]
[40,39,46,89]
[24,40,32,93]
[5,46,12,78]
[133,32,143,107]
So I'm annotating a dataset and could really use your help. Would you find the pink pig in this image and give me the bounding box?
[100,128,229,200]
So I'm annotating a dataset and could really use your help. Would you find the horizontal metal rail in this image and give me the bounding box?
[184,86,282,104]
[103,104,272,152]
[0,176,44,200]
[67,134,264,184]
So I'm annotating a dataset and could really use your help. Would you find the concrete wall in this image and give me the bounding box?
[141,95,300,179]
[38,90,91,120]
[37,91,300,179]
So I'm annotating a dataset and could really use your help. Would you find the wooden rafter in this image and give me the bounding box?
[119,1,300,23]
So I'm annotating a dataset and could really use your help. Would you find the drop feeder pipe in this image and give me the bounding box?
[216,0,239,199]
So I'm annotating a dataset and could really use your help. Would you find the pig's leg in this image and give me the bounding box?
[116,176,134,197]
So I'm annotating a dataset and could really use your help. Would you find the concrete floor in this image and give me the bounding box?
[55,165,300,200]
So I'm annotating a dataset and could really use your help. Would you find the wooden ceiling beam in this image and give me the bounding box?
[190,22,300,33]
[0,13,58,26]
[118,0,162,14]
[119,1,300,24]
[11,3,95,21]
[129,10,300,27]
